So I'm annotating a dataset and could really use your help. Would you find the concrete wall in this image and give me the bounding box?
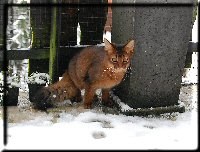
[112,0,194,108]
[112,0,135,43]
[111,0,135,105]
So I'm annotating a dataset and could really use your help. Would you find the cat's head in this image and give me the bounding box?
[104,38,135,72]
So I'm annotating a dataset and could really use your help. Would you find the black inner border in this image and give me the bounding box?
[2,1,198,151]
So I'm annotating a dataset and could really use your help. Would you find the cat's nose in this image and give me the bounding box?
[119,62,123,68]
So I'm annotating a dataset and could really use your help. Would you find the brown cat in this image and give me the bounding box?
[33,38,135,110]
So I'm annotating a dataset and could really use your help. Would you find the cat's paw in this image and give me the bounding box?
[102,99,114,108]
[71,94,82,103]
[83,102,92,109]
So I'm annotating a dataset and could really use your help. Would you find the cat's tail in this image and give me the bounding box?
[32,71,81,111]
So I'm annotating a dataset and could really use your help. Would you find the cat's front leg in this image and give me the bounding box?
[102,89,114,107]
[84,85,96,109]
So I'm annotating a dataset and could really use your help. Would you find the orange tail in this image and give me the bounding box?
[32,71,81,111]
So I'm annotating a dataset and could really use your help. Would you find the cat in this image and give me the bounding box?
[32,38,135,110]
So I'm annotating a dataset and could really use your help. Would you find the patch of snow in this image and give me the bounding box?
[110,91,133,112]
[182,52,198,84]
[17,91,32,110]
[67,45,90,47]
[95,89,102,96]
[10,48,31,51]
[28,72,50,85]
[1,107,197,150]
[0,72,3,86]
[0,82,198,150]
[5,71,50,90]
[192,6,198,43]
[59,77,62,81]
[17,15,26,20]
[81,89,85,96]
[103,31,111,42]
[96,43,105,46]
[7,74,21,88]
[0,84,197,150]
[81,89,102,97]
[77,22,81,45]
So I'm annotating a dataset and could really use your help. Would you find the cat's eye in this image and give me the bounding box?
[123,59,129,63]
[111,58,117,63]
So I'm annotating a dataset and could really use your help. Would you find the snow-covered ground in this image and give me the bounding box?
[0,83,198,150]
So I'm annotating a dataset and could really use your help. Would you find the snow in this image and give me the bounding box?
[27,72,50,85]
[182,52,198,84]
[192,5,198,43]
[0,82,198,150]
[103,31,111,42]
[77,22,81,45]
[110,91,133,112]
[0,98,198,150]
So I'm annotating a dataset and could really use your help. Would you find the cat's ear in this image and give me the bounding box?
[104,38,114,54]
[124,40,135,54]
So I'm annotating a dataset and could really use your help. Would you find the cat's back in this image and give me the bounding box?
[71,45,105,67]
[79,45,105,59]
[68,46,104,74]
